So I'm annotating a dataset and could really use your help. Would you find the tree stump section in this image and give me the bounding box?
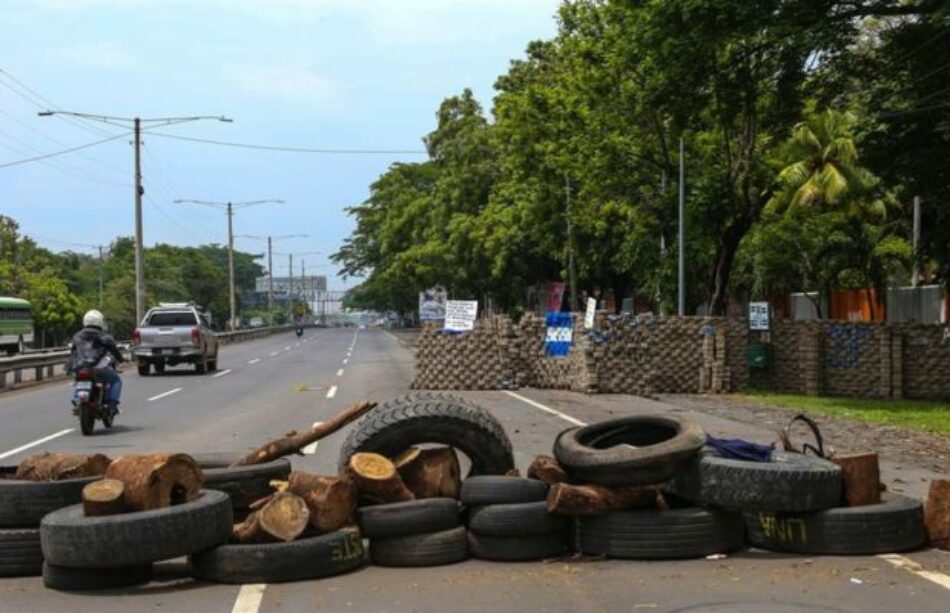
[16,453,111,481]
[393,447,461,499]
[105,453,204,511]
[527,455,569,485]
[286,471,359,534]
[82,479,127,517]
[547,482,660,516]
[924,479,950,551]
[831,452,881,507]
[233,492,310,544]
[345,452,415,504]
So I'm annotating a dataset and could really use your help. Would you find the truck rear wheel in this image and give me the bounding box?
[137,362,150,376]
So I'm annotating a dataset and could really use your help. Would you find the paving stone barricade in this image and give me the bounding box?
[410,314,950,401]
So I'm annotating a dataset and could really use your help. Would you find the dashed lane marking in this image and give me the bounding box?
[0,429,74,461]
[337,369,344,377]
[342,358,348,365]
[231,583,266,613]
[879,554,950,592]
[248,358,261,364]
[148,387,182,402]
[269,351,279,357]
[326,385,338,399]
[213,369,233,378]
[284,346,291,351]
[503,391,587,427]
[302,421,324,454]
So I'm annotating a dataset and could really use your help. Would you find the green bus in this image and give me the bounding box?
[0,297,34,355]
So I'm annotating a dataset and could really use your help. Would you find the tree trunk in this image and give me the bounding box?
[546,483,661,516]
[286,471,359,534]
[233,401,376,466]
[345,452,415,504]
[232,492,310,544]
[16,452,111,481]
[393,447,461,499]
[82,479,127,517]
[831,452,881,507]
[105,453,203,511]
[709,219,750,316]
[527,455,569,485]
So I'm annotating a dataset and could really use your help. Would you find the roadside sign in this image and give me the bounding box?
[444,300,478,332]
[749,302,770,331]
[545,311,573,357]
[584,297,597,329]
[419,287,447,321]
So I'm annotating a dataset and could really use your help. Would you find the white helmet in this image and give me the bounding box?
[83,309,105,329]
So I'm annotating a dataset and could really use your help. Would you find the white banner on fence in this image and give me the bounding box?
[444,300,478,332]
[584,298,597,329]
[749,302,770,331]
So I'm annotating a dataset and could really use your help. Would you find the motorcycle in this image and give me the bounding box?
[295,327,304,337]
[71,365,118,435]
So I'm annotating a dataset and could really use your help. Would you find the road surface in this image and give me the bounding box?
[0,328,947,612]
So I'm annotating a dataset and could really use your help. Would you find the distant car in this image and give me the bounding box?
[132,302,219,375]
[0,297,34,355]
[249,317,264,328]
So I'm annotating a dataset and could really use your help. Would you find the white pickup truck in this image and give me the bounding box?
[132,303,219,375]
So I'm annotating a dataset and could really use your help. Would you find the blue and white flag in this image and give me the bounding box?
[545,311,573,357]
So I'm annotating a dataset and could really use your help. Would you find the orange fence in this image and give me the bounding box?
[828,289,886,322]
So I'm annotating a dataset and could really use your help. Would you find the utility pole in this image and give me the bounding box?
[289,253,294,319]
[175,199,283,331]
[912,196,921,287]
[38,111,231,325]
[565,174,578,313]
[678,138,686,317]
[98,245,105,308]
[268,236,274,314]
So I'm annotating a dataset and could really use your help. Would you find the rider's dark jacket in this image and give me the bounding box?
[67,326,124,372]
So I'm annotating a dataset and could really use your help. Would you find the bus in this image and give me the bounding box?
[0,297,34,355]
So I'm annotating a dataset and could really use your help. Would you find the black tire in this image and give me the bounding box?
[190,453,292,511]
[745,493,926,555]
[665,448,842,512]
[137,362,150,376]
[357,498,459,539]
[0,467,96,527]
[460,476,548,505]
[153,361,165,374]
[101,410,114,429]
[338,397,514,476]
[467,501,568,537]
[79,406,95,436]
[190,529,365,584]
[42,561,153,591]
[0,527,42,577]
[195,356,207,374]
[41,490,232,568]
[578,507,744,559]
[468,531,570,561]
[208,354,217,372]
[554,415,706,487]
[370,526,469,567]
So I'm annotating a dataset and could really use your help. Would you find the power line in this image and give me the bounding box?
[0,68,118,138]
[145,130,427,155]
[0,126,128,187]
[0,132,129,169]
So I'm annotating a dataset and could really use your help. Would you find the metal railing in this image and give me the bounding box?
[0,325,294,390]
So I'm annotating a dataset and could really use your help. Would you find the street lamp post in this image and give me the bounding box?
[175,199,283,331]
[37,110,232,325]
[235,234,306,323]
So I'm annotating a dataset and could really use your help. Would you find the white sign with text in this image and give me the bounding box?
[444,300,478,332]
[584,298,597,329]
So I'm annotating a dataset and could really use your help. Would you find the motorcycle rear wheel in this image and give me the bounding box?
[79,407,95,436]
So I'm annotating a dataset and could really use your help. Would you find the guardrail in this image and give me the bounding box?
[0,325,295,390]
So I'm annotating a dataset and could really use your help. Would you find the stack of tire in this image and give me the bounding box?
[555,415,746,559]
[665,447,927,555]
[359,499,467,567]
[191,453,292,520]
[463,477,571,562]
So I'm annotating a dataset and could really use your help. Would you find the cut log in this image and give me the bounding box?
[105,453,204,511]
[393,447,461,499]
[232,492,310,544]
[345,452,415,504]
[15,452,111,481]
[82,479,127,517]
[831,452,881,507]
[233,401,376,466]
[547,482,660,516]
[527,455,569,485]
[287,471,359,533]
[924,479,950,551]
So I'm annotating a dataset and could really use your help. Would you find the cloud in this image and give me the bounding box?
[45,42,138,71]
[225,63,343,107]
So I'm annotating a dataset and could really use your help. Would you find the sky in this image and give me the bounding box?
[0,0,560,290]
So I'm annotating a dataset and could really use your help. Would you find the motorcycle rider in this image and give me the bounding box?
[68,309,125,413]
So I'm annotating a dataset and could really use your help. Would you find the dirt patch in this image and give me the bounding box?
[663,394,950,476]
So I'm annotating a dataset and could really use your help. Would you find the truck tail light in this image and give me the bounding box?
[191,327,202,345]
[132,328,141,345]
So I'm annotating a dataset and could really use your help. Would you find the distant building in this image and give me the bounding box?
[255,275,327,297]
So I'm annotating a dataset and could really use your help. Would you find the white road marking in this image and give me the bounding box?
[879,554,950,591]
[248,358,261,364]
[148,387,182,402]
[231,583,267,613]
[284,345,291,351]
[326,385,337,399]
[213,369,233,378]
[342,358,348,365]
[503,391,587,427]
[269,351,279,357]
[0,429,74,461]
[337,369,344,377]
[302,421,324,454]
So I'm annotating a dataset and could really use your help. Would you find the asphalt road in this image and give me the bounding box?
[0,328,948,612]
